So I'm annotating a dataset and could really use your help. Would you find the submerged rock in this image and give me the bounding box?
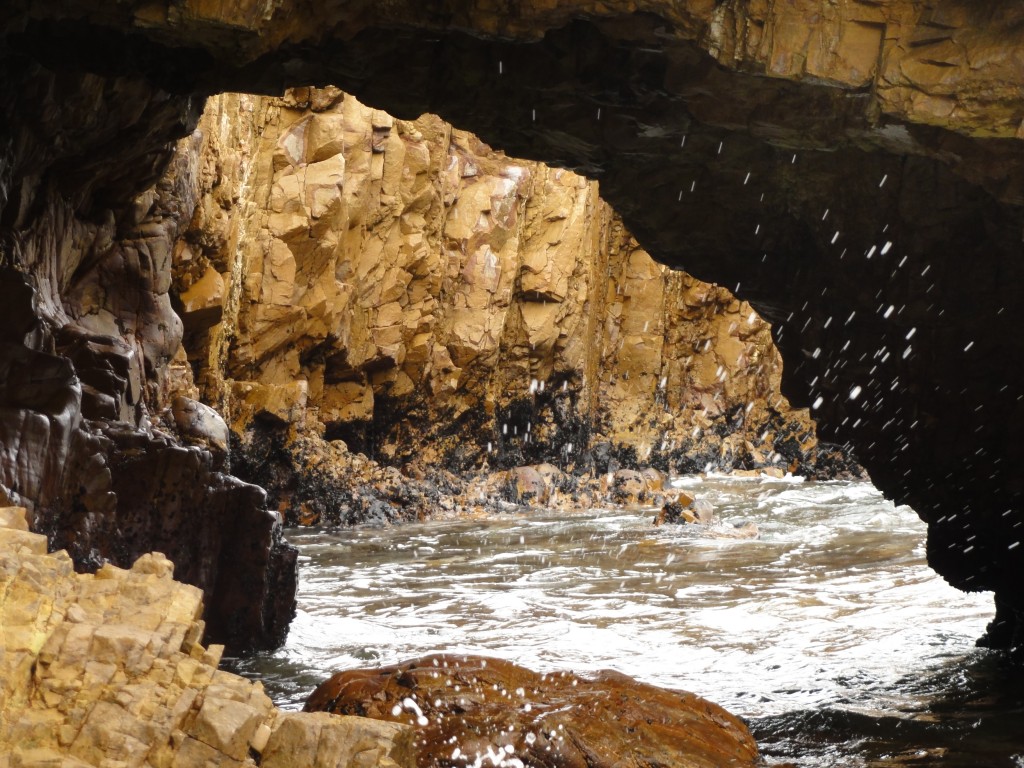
[654,496,757,538]
[306,653,761,768]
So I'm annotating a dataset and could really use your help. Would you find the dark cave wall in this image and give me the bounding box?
[0,63,295,651]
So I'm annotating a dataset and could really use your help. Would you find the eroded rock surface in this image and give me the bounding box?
[174,89,838,525]
[0,68,295,650]
[0,507,414,768]
[306,654,761,768]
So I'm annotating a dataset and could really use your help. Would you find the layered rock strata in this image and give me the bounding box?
[173,89,834,525]
[306,654,762,768]
[3,1,1024,639]
[0,507,414,768]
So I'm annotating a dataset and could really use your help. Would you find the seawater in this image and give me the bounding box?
[227,477,1024,766]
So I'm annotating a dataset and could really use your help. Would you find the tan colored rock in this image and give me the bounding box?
[0,507,414,768]
[173,89,818,528]
[178,265,225,330]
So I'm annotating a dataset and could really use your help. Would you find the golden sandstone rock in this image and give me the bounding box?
[0,507,415,768]
[306,654,761,768]
[174,89,827,528]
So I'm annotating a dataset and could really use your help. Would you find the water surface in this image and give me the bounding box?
[228,477,1024,766]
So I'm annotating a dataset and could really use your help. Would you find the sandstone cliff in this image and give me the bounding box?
[172,89,837,525]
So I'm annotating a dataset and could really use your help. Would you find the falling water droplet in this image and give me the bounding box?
[849,385,863,400]
[879,174,888,187]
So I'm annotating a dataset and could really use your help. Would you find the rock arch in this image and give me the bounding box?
[2,1,1024,644]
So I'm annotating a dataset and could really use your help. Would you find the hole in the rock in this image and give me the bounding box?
[4,6,1024,766]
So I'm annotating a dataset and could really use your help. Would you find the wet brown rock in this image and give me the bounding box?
[306,654,761,768]
[510,466,548,505]
[0,76,296,651]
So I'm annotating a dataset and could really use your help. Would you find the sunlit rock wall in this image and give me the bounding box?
[0,507,413,767]
[172,90,833,523]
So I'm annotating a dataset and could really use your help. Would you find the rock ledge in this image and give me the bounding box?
[0,506,414,768]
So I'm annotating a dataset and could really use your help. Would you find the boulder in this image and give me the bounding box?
[305,654,761,768]
[509,465,547,504]
[173,395,230,455]
[607,468,647,504]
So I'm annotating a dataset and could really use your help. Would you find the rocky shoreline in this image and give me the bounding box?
[0,505,772,767]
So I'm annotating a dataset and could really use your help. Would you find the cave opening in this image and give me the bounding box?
[4,3,1024,765]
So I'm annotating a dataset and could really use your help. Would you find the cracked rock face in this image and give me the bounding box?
[174,88,831,527]
[0,507,413,767]
[2,1,1024,636]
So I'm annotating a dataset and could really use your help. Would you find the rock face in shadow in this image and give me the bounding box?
[173,89,838,526]
[0,65,296,651]
[3,2,1024,640]
[306,654,761,768]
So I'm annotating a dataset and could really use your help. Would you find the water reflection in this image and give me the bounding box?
[226,477,1021,766]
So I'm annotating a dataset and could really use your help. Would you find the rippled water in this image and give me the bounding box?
[227,477,1024,766]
